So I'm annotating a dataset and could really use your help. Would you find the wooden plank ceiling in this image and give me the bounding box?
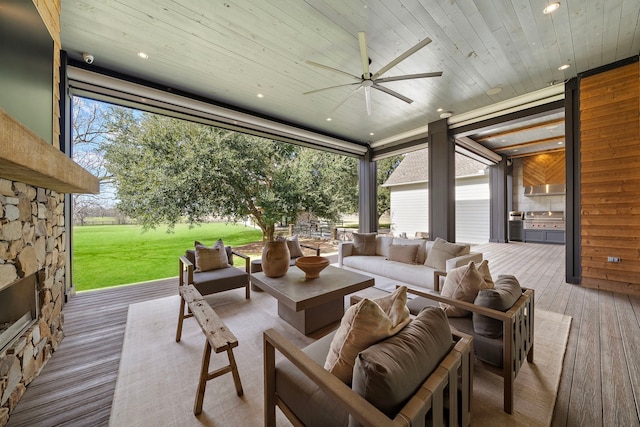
[60,0,640,151]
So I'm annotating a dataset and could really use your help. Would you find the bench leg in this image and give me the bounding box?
[227,347,243,396]
[194,341,213,415]
[176,296,186,342]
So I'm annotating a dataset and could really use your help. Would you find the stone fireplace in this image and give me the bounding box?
[0,179,67,423]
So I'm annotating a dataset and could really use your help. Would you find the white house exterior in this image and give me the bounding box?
[383,149,490,244]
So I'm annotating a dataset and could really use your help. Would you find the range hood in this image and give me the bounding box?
[524,184,566,196]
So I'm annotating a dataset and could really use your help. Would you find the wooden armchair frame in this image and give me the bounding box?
[404,286,534,414]
[263,328,473,427]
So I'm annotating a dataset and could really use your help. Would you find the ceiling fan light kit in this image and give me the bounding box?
[304,31,442,115]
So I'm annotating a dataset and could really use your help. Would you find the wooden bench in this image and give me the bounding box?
[176,284,243,415]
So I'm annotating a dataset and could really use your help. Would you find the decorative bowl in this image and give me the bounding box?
[295,256,330,279]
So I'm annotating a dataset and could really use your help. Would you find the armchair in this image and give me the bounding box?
[176,246,250,341]
[264,308,473,427]
[405,278,534,414]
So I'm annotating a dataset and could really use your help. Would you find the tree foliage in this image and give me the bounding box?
[101,109,359,240]
[376,155,403,219]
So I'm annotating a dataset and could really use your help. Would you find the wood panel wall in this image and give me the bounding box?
[522,152,566,186]
[32,0,61,149]
[580,62,640,294]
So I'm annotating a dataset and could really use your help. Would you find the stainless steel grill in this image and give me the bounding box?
[523,211,565,230]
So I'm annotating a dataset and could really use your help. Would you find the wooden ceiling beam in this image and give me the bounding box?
[508,147,565,159]
[495,135,565,152]
[476,118,565,141]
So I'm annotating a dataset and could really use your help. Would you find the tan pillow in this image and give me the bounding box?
[387,244,420,264]
[352,232,377,256]
[424,237,466,270]
[477,259,494,288]
[194,240,229,272]
[392,237,427,264]
[286,234,304,258]
[439,261,491,317]
[324,286,410,384]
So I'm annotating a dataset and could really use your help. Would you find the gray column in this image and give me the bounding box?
[565,78,581,284]
[358,150,378,233]
[428,119,455,241]
[489,157,508,243]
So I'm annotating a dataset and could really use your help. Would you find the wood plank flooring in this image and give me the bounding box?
[6,242,640,426]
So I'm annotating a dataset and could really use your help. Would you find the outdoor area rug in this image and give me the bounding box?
[110,292,571,426]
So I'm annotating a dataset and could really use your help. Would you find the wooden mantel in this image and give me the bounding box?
[0,108,99,194]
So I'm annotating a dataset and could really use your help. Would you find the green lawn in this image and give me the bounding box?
[72,223,262,291]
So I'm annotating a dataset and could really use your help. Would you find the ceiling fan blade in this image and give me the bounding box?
[372,83,413,104]
[328,84,364,114]
[375,72,443,83]
[305,60,361,80]
[303,82,361,95]
[364,85,372,115]
[372,37,433,80]
[358,32,371,79]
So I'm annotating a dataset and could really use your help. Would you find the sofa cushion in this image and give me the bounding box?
[324,286,410,384]
[352,232,377,256]
[351,307,453,423]
[342,256,437,289]
[440,261,491,317]
[473,275,522,338]
[191,266,248,295]
[376,235,394,257]
[424,237,467,270]
[286,234,304,258]
[393,237,428,264]
[387,244,420,264]
[194,240,229,272]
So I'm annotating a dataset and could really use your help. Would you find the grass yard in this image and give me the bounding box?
[73,223,263,291]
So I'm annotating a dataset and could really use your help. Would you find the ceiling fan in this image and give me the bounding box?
[304,32,442,115]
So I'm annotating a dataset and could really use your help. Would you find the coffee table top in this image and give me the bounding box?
[251,265,374,311]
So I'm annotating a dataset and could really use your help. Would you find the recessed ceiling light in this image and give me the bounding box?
[543,2,560,14]
[436,108,443,112]
[440,111,453,119]
[486,87,503,95]
[558,141,564,145]
[326,117,332,121]
[369,132,374,136]
[558,64,570,71]
[137,52,149,59]
[514,149,519,152]
[256,93,264,98]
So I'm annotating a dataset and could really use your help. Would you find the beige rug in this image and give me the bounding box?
[110,292,570,426]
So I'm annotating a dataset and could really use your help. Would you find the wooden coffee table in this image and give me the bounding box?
[251,265,374,335]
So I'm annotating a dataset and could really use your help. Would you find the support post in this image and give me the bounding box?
[428,119,455,241]
[489,156,508,243]
[358,149,377,233]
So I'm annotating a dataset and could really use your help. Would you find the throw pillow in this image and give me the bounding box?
[439,261,491,317]
[424,237,466,270]
[352,232,377,256]
[392,237,428,264]
[387,244,420,264]
[473,275,522,338]
[324,286,410,384]
[477,259,494,288]
[352,307,453,421]
[194,239,229,272]
[286,234,304,258]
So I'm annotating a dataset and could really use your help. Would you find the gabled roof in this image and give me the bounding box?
[383,149,487,187]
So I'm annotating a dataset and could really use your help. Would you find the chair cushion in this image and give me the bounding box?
[275,331,349,427]
[473,275,522,338]
[352,232,377,256]
[477,259,494,288]
[424,237,467,270]
[287,234,304,258]
[324,286,410,384]
[387,244,420,264]
[194,240,229,272]
[439,261,491,317]
[351,307,453,423]
[192,267,248,295]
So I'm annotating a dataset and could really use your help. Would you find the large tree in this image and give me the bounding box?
[376,155,403,220]
[102,109,358,240]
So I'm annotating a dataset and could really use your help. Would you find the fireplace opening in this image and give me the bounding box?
[0,269,41,352]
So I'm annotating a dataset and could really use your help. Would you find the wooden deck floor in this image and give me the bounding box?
[6,242,640,426]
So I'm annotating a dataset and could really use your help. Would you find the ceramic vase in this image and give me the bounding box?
[261,240,290,278]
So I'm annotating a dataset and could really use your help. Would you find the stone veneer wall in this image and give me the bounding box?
[0,178,66,424]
